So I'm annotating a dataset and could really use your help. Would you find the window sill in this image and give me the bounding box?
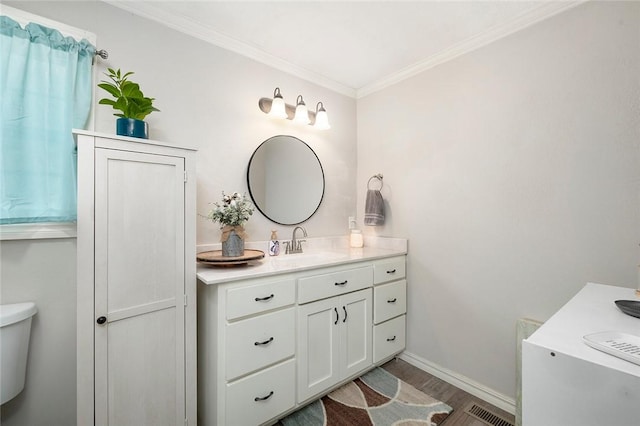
[0,222,77,241]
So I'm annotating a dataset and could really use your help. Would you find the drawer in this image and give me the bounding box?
[373,280,407,324]
[226,359,296,426]
[373,256,406,285]
[298,266,372,304]
[226,278,295,320]
[226,308,295,380]
[373,314,406,363]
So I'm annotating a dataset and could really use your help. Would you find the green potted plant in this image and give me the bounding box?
[98,68,159,139]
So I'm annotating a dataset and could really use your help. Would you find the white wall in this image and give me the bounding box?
[357,0,640,402]
[1,1,356,425]
[0,239,77,425]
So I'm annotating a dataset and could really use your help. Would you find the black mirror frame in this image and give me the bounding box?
[246,135,325,225]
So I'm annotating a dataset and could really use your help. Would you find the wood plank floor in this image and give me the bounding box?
[381,358,515,426]
[277,358,515,426]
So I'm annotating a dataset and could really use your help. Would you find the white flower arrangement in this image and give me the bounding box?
[207,191,254,228]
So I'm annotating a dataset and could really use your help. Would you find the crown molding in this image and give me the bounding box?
[101,1,357,98]
[103,1,585,100]
[356,0,587,99]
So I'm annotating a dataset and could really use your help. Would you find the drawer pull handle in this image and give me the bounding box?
[343,306,348,323]
[334,280,348,286]
[334,307,339,325]
[386,269,397,274]
[96,316,107,325]
[387,336,397,342]
[254,391,274,402]
[254,337,274,346]
[387,298,397,303]
[255,294,274,302]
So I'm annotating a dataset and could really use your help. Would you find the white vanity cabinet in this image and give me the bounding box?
[372,256,407,363]
[197,248,407,426]
[75,131,197,426]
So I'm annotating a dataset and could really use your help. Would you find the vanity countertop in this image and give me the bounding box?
[196,236,407,285]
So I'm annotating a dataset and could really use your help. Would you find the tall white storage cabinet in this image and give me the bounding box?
[75,131,197,426]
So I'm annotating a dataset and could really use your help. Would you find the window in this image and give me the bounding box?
[0,6,96,240]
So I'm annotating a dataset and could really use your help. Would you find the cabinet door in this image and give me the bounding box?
[297,297,341,403]
[94,149,186,426]
[297,289,373,403]
[340,289,372,379]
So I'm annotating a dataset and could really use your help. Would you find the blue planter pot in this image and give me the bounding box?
[116,118,149,139]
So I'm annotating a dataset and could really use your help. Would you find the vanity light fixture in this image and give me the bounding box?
[314,102,330,130]
[293,95,310,125]
[268,87,288,119]
[258,87,330,130]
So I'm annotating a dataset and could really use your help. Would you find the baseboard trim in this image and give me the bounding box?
[398,351,516,415]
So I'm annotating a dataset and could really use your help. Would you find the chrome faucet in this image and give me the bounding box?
[286,226,307,254]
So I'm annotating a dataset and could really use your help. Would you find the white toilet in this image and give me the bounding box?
[1,302,37,404]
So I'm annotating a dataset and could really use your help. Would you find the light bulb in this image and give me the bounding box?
[314,102,330,130]
[268,87,288,119]
[293,95,310,125]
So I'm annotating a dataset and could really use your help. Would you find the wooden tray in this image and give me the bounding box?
[197,249,265,266]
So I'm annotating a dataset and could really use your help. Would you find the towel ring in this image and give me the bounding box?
[367,174,383,190]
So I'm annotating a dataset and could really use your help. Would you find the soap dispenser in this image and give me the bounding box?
[269,230,280,256]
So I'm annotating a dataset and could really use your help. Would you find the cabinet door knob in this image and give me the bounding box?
[343,306,348,323]
[386,269,396,274]
[254,391,274,402]
[387,336,397,342]
[334,307,339,325]
[334,280,348,286]
[387,298,397,303]
[96,316,107,325]
[254,337,274,346]
[255,294,274,302]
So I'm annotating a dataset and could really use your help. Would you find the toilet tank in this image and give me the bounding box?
[1,302,37,404]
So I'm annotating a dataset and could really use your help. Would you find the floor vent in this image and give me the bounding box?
[463,402,514,426]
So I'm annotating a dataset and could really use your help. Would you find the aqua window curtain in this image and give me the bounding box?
[0,16,95,224]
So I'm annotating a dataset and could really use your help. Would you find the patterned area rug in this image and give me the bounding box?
[281,367,453,425]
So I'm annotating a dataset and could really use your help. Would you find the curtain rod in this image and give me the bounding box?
[95,49,108,59]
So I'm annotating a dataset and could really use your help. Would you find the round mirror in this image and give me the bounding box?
[247,135,325,225]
